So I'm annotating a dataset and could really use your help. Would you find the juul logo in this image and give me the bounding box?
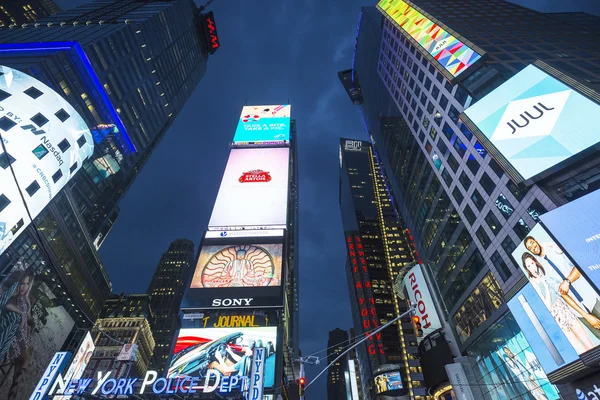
[507,102,554,134]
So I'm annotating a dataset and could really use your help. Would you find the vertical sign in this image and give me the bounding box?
[29,351,70,400]
[248,347,266,400]
[346,234,385,361]
[445,363,475,400]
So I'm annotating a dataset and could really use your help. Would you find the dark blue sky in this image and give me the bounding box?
[55,0,600,396]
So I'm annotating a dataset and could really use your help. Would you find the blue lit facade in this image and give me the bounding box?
[351,1,600,397]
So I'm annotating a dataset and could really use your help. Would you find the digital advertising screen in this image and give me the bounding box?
[511,224,600,356]
[232,105,290,145]
[181,231,284,310]
[0,65,94,258]
[462,64,600,182]
[374,371,403,393]
[540,190,600,293]
[168,313,278,392]
[0,258,75,399]
[403,264,442,339]
[208,148,290,230]
[508,284,579,375]
[377,0,483,79]
[54,331,95,400]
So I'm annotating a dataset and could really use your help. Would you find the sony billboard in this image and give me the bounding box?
[403,264,442,339]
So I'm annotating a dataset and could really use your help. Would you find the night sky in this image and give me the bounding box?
[54,0,600,396]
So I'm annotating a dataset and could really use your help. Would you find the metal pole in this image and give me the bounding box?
[305,305,415,390]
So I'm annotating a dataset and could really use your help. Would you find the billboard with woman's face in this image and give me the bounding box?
[512,224,600,355]
[0,258,75,400]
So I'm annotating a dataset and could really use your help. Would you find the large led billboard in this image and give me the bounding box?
[232,105,290,145]
[377,0,483,79]
[0,258,75,399]
[0,65,94,257]
[540,190,600,293]
[403,264,441,340]
[55,331,95,400]
[208,148,289,230]
[168,325,277,390]
[511,224,600,355]
[374,371,403,393]
[463,64,600,182]
[181,231,284,310]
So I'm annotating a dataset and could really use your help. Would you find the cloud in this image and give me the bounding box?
[333,34,356,63]
[307,82,343,129]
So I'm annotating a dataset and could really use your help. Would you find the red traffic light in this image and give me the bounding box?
[412,315,420,324]
[299,377,306,386]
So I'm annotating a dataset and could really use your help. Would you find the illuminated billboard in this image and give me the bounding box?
[208,148,289,230]
[403,264,441,340]
[374,371,403,393]
[511,224,600,355]
[182,232,284,310]
[55,331,95,400]
[0,65,94,258]
[0,258,75,399]
[377,0,483,79]
[168,325,277,390]
[540,190,600,293]
[232,105,290,145]
[463,64,600,182]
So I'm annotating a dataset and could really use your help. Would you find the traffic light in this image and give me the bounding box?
[412,315,423,337]
[298,377,306,396]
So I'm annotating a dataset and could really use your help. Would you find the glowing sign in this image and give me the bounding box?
[55,332,95,399]
[30,352,70,400]
[232,105,290,144]
[377,0,482,78]
[203,11,220,55]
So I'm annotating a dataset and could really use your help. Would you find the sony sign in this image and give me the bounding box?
[212,298,254,307]
[403,264,442,338]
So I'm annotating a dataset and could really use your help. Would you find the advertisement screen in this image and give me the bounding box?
[540,190,600,293]
[182,233,284,310]
[0,258,75,400]
[168,325,277,390]
[55,332,95,400]
[377,0,482,79]
[232,105,290,144]
[463,64,600,181]
[208,148,289,230]
[403,264,442,339]
[511,224,600,355]
[374,371,403,393]
[0,65,94,258]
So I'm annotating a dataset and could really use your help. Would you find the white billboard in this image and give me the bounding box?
[403,264,442,339]
[54,332,95,400]
[0,65,94,257]
[208,148,289,230]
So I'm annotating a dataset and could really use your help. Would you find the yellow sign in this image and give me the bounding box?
[202,315,268,328]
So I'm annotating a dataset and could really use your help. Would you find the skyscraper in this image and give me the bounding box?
[327,328,349,400]
[147,238,194,373]
[169,105,299,398]
[0,1,214,398]
[347,1,600,397]
[0,0,61,27]
[339,138,425,399]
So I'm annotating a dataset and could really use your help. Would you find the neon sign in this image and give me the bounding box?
[203,11,220,54]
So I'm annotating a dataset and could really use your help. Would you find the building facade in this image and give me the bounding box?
[84,293,155,380]
[0,1,213,398]
[339,138,426,399]
[147,238,195,373]
[0,0,61,27]
[327,328,350,400]
[347,1,600,398]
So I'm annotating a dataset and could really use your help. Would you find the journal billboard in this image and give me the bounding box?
[0,65,94,258]
[540,189,600,293]
[403,264,442,339]
[167,326,277,390]
[511,224,600,356]
[463,64,600,181]
[0,258,76,400]
[208,148,289,230]
[232,105,290,144]
[377,0,482,79]
[182,231,284,310]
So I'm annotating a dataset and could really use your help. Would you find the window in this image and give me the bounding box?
[467,157,480,175]
[429,127,437,140]
[447,153,459,172]
[453,137,466,158]
[442,122,454,141]
[464,204,476,225]
[437,139,448,155]
[25,181,40,197]
[432,86,440,100]
[424,77,432,90]
[489,158,504,178]
[491,251,512,281]
[480,172,496,196]
[52,169,63,183]
[455,86,469,106]
[476,226,491,248]
[459,172,471,190]
[459,122,473,141]
[526,199,547,222]
[439,95,449,111]
[471,189,485,211]
[442,168,452,186]
[485,211,501,235]
[448,105,460,124]
[57,139,71,153]
[513,219,531,240]
[0,152,16,169]
[453,187,464,204]
[506,179,526,201]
